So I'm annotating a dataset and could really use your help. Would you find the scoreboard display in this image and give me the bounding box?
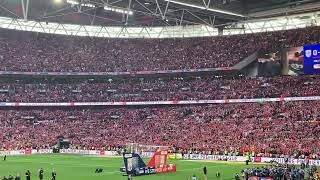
[304,44,320,74]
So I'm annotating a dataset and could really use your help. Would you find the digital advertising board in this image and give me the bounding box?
[304,44,320,74]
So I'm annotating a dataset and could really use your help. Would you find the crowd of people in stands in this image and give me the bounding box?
[243,161,319,179]
[0,26,319,72]
[0,75,319,102]
[0,25,319,168]
[0,101,319,158]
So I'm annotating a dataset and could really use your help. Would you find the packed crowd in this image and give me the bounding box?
[0,26,319,72]
[0,101,319,158]
[243,162,319,179]
[0,75,319,102]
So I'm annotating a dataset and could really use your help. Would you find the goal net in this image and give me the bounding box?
[126,143,168,154]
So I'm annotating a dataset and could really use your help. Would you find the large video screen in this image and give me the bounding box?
[304,44,320,74]
[257,44,320,76]
[281,47,304,75]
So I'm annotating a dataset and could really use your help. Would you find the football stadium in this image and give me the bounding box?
[0,0,320,179]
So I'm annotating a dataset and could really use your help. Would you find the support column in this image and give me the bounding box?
[125,0,132,25]
[179,9,184,26]
[218,26,223,36]
[21,0,29,21]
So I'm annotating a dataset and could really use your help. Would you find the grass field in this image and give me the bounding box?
[0,154,266,180]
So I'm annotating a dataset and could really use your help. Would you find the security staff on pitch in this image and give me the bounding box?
[39,168,44,180]
[245,154,250,165]
[14,175,20,180]
[25,170,31,180]
[203,166,208,180]
[51,170,56,180]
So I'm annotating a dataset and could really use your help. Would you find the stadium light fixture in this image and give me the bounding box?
[164,0,245,17]
[54,0,63,4]
[66,0,95,8]
[66,0,79,5]
[81,3,95,8]
[104,6,133,15]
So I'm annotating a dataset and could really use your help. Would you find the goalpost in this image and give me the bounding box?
[126,143,169,154]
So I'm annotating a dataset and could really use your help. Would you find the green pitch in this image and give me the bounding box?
[0,154,265,180]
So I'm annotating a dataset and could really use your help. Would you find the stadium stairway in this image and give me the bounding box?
[232,50,260,70]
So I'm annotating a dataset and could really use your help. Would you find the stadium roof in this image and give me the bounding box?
[0,0,319,27]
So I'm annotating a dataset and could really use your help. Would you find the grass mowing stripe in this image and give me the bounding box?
[0,154,266,180]
[101,162,248,176]
[4,159,121,168]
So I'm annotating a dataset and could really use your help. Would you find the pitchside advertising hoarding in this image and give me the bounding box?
[1,149,320,166]
[304,44,320,74]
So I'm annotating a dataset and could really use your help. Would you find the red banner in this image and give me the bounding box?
[25,149,32,155]
[99,150,105,155]
[254,157,261,162]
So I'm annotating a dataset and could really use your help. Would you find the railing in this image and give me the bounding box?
[0,67,235,77]
[1,96,320,107]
